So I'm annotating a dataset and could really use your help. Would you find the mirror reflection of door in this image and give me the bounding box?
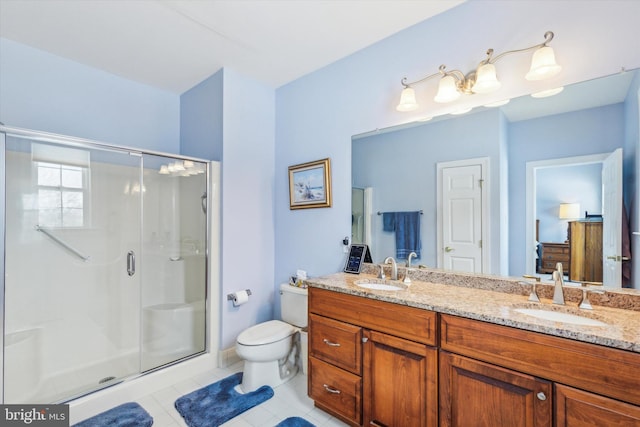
[602,149,623,286]
[527,150,623,286]
[437,158,488,273]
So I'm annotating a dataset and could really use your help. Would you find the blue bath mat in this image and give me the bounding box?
[275,417,316,427]
[175,372,274,427]
[72,402,152,427]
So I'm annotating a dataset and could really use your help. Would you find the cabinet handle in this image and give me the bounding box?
[536,392,547,401]
[362,337,369,343]
[323,339,341,347]
[323,384,341,394]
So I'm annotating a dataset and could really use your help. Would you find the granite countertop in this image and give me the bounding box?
[305,265,640,353]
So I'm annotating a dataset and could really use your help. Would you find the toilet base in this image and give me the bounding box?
[239,357,298,393]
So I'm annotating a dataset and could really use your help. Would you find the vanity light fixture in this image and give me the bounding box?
[396,31,561,111]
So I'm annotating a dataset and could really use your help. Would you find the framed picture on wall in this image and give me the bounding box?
[288,158,332,209]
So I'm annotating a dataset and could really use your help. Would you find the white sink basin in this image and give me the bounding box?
[354,279,405,291]
[514,308,608,327]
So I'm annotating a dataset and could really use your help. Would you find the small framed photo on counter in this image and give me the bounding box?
[344,244,370,274]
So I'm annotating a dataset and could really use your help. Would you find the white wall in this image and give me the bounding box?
[274,1,640,297]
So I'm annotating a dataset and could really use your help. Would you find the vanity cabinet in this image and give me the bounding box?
[555,384,640,426]
[439,351,551,427]
[439,314,640,426]
[308,287,438,427]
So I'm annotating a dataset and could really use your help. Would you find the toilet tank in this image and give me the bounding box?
[279,283,308,327]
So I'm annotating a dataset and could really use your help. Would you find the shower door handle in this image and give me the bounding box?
[127,251,136,276]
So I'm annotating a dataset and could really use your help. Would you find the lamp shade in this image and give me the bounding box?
[396,87,419,111]
[434,75,461,103]
[558,203,580,219]
[472,63,502,94]
[526,46,562,81]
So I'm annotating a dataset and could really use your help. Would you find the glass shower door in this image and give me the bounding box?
[140,154,208,371]
[3,135,143,403]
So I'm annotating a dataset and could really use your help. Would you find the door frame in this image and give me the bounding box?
[525,153,610,278]
[437,157,491,273]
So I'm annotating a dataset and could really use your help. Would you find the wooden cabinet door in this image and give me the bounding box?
[439,351,552,427]
[363,330,438,427]
[556,384,640,426]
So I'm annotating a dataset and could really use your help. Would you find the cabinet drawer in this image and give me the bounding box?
[310,313,362,374]
[310,287,437,346]
[309,356,362,425]
[544,246,568,254]
[440,314,640,406]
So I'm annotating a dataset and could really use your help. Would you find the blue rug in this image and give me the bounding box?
[175,372,274,427]
[73,402,153,427]
[275,417,316,427]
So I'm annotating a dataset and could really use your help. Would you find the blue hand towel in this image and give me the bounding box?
[394,211,421,259]
[382,212,396,232]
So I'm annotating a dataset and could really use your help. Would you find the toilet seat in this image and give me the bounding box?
[237,320,295,346]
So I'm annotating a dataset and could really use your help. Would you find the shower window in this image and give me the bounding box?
[36,161,89,227]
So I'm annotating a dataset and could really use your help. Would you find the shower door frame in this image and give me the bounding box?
[0,125,214,403]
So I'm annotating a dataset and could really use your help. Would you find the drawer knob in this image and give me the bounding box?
[323,384,341,394]
[323,338,341,347]
[536,392,547,401]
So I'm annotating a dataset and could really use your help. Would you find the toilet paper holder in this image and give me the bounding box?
[227,289,252,301]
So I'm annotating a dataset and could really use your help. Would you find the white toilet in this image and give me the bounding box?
[235,283,308,393]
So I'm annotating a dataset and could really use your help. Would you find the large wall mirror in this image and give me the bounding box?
[352,69,639,288]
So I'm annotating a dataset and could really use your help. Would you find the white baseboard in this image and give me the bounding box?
[218,346,241,368]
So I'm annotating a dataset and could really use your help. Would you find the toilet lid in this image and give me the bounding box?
[237,320,295,346]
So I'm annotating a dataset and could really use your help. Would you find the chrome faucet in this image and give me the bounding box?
[377,263,386,279]
[404,252,418,283]
[522,274,541,302]
[552,262,565,305]
[384,256,398,280]
[406,252,417,268]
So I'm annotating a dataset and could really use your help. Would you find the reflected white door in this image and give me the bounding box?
[602,148,623,286]
[439,161,484,273]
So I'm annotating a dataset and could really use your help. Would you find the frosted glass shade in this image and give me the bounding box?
[472,63,502,94]
[526,46,562,81]
[396,87,419,111]
[434,75,461,103]
[559,203,580,219]
[531,87,564,98]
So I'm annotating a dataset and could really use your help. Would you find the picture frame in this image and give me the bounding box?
[288,158,332,210]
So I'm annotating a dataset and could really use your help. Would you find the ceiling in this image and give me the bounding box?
[0,0,464,94]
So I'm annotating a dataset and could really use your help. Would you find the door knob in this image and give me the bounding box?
[444,246,454,253]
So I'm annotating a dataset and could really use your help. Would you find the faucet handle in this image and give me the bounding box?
[578,282,605,310]
[377,264,386,279]
[522,275,541,302]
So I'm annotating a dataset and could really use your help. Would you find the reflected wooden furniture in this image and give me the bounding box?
[538,242,569,274]
[568,220,603,282]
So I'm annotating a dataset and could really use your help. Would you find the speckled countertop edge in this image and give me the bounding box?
[305,267,640,353]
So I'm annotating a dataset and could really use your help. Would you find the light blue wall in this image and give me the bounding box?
[0,38,180,152]
[624,71,640,286]
[352,109,504,273]
[220,68,275,349]
[275,0,640,294]
[180,70,223,160]
[508,103,625,275]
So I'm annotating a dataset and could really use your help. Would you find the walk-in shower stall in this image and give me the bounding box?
[1,126,215,403]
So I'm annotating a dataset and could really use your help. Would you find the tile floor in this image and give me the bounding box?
[127,361,349,427]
